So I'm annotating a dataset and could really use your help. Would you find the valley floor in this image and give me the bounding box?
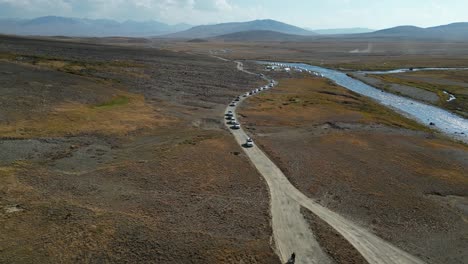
[1,35,467,264]
[0,35,279,263]
[238,73,468,264]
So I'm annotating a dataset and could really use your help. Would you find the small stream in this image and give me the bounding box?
[259,62,468,143]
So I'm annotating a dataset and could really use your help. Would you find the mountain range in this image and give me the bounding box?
[165,19,316,38]
[362,22,468,40]
[212,30,308,42]
[0,16,191,37]
[0,17,467,41]
[211,22,468,42]
[312,28,375,35]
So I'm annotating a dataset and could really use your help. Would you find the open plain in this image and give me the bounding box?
[0,35,279,263]
[238,73,468,264]
[0,33,467,264]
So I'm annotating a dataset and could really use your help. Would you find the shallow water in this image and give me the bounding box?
[260,62,468,143]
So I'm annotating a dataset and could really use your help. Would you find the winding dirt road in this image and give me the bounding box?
[223,60,426,264]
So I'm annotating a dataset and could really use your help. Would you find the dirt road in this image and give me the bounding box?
[224,61,426,264]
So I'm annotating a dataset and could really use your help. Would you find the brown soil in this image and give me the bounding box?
[0,35,279,263]
[238,77,468,264]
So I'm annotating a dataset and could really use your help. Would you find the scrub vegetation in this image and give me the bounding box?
[243,77,429,131]
[0,35,279,264]
[368,72,468,117]
[238,75,468,264]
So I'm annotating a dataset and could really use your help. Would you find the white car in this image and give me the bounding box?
[226,111,233,117]
[244,138,254,148]
[229,102,236,107]
[231,122,240,129]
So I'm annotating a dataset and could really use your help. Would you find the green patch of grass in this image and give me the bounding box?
[0,52,17,61]
[244,77,432,132]
[369,74,468,118]
[0,52,146,80]
[94,96,130,109]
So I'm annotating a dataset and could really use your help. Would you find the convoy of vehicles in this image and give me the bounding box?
[226,77,276,149]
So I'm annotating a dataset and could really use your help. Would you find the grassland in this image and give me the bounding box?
[238,75,468,264]
[367,71,468,117]
[0,91,172,138]
[242,77,430,132]
[0,35,279,263]
[0,51,148,80]
[160,40,468,71]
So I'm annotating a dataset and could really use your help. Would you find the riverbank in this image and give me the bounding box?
[258,61,468,143]
[349,70,468,119]
[238,75,468,264]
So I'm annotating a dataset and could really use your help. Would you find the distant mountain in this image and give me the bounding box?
[363,23,468,40]
[212,30,309,42]
[371,25,424,35]
[313,28,375,35]
[0,16,192,37]
[165,19,316,39]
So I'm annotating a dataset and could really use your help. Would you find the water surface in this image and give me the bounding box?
[259,62,468,143]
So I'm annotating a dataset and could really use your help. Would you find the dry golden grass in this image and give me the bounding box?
[241,77,429,131]
[368,72,468,117]
[408,70,468,84]
[0,91,176,138]
[161,40,468,70]
[0,51,150,80]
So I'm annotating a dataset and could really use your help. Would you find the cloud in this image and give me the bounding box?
[0,0,72,11]
[0,0,259,24]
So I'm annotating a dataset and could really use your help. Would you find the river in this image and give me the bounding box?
[259,62,468,143]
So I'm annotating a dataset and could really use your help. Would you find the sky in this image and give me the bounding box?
[0,0,467,29]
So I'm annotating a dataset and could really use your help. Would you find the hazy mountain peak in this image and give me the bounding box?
[363,22,468,40]
[165,19,316,39]
[0,16,192,37]
[22,16,79,25]
[313,27,375,35]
